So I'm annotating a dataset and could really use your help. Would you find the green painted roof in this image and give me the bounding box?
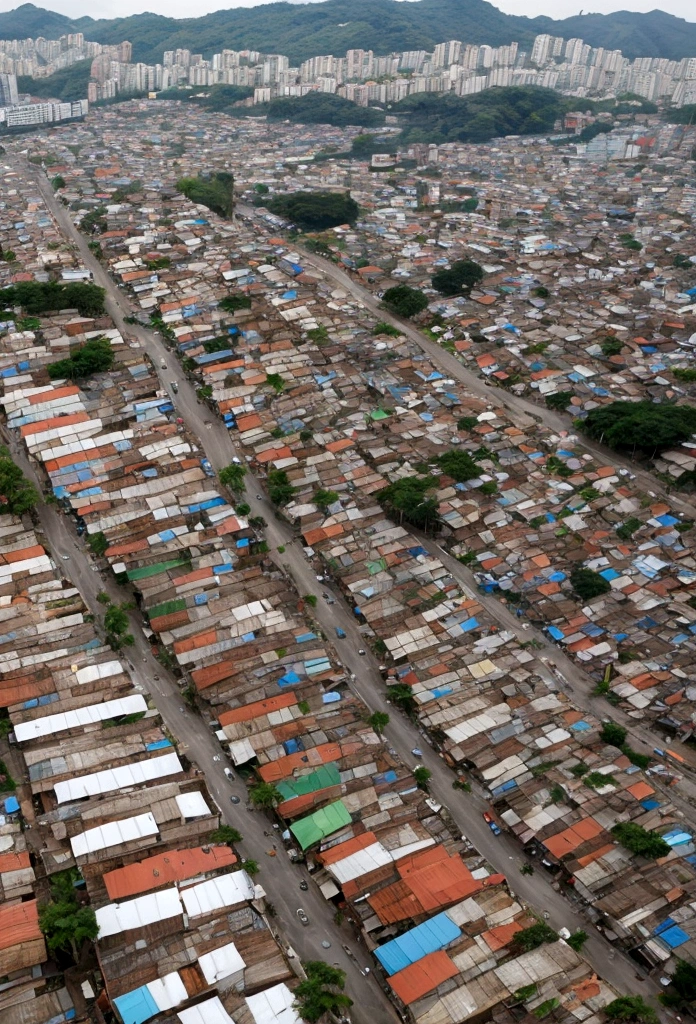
[370,408,390,420]
[290,799,351,850]
[148,597,187,619]
[127,557,189,582]
[276,763,341,802]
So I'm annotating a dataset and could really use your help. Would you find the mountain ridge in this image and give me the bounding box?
[2,1,696,65]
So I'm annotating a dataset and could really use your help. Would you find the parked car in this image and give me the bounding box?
[483,812,501,835]
[335,627,346,639]
[296,908,309,925]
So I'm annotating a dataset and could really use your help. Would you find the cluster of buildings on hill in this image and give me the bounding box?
[0,95,695,1024]
[2,30,696,109]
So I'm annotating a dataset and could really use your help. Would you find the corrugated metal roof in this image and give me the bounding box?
[389,950,459,1005]
[375,912,462,975]
[104,845,236,900]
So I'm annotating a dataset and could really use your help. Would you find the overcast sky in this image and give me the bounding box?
[1,0,694,28]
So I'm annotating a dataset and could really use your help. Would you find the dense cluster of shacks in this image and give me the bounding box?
[1,99,696,1024]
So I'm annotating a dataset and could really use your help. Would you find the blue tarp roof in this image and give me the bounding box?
[4,796,19,813]
[375,912,461,975]
[547,626,565,640]
[113,987,159,1024]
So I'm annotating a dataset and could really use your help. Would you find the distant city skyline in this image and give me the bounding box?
[0,0,695,30]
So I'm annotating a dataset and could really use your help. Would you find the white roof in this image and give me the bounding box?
[198,941,246,985]
[228,737,256,765]
[246,983,301,1024]
[75,660,124,686]
[147,972,189,1011]
[175,791,210,819]
[71,812,158,858]
[96,887,182,938]
[181,871,255,918]
[178,997,235,1024]
[326,841,393,884]
[14,694,147,743]
[55,751,182,803]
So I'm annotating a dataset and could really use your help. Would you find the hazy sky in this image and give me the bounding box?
[1,0,695,27]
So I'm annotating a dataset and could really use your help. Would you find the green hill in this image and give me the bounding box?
[2,0,696,65]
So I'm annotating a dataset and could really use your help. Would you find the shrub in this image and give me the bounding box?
[570,567,611,602]
[611,822,670,860]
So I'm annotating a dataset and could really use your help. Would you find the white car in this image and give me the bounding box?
[224,767,235,780]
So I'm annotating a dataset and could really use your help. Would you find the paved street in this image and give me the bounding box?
[17,162,673,1012]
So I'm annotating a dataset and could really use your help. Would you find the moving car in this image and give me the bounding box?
[296,908,309,925]
[224,767,235,780]
[335,627,346,639]
[483,812,501,835]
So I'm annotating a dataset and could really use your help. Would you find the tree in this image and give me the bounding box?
[303,594,318,608]
[386,685,416,715]
[267,92,384,128]
[266,372,285,394]
[414,766,431,789]
[0,448,37,516]
[210,825,243,844]
[294,961,353,1024]
[611,822,670,860]
[0,281,105,317]
[570,567,611,602]
[219,293,251,313]
[267,191,358,231]
[250,781,282,808]
[437,450,478,482]
[104,604,134,650]
[566,930,588,952]
[314,488,339,511]
[241,858,259,875]
[432,259,484,296]
[377,476,439,530]
[545,391,574,411]
[368,711,389,736]
[600,722,627,747]
[580,401,696,456]
[219,463,247,493]
[176,171,234,218]
[511,922,558,952]
[39,901,98,960]
[382,284,428,318]
[660,959,696,1010]
[268,468,295,506]
[605,996,659,1024]
[48,337,114,381]
[88,531,108,556]
[51,174,66,190]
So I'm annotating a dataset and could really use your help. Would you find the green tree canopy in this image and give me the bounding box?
[611,822,670,860]
[249,781,282,808]
[604,996,659,1024]
[581,400,696,455]
[0,281,105,317]
[177,172,234,218]
[219,463,247,493]
[368,711,389,736]
[268,468,295,507]
[267,92,385,127]
[267,191,358,231]
[383,284,429,318]
[511,922,559,952]
[660,959,696,1010]
[313,488,339,511]
[432,259,484,296]
[377,476,439,530]
[437,450,479,482]
[570,567,612,602]
[0,448,37,516]
[294,961,353,1024]
[39,901,98,960]
[47,337,114,381]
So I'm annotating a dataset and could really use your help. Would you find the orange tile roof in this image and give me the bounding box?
[28,385,79,405]
[389,951,459,1005]
[482,921,523,951]
[219,693,296,727]
[627,781,655,800]
[259,741,343,782]
[0,851,30,874]
[0,900,42,950]
[318,832,378,866]
[21,413,89,436]
[368,846,483,924]
[103,846,236,900]
[544,817,604,859]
